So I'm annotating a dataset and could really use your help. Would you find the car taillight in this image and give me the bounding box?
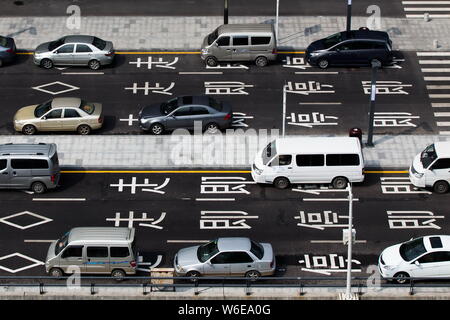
[6,48,14,53]
[224,113,231,120]
[130,261,137,268]
[51,175,55,183]
[105,51,114,56]
[98,116,103,124]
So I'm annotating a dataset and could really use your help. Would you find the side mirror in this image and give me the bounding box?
[414,261,420,266]
[214,42,218,47]
[41,116,47,120]
[206,260,212,265]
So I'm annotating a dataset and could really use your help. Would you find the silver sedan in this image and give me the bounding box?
[33,35,115,70]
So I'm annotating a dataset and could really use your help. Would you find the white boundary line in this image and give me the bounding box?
[167,240,209,243]
[32,198,86,201]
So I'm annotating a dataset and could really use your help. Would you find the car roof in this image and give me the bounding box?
[345,30,390,41]
[217,237,251,252]
[0,143,56,157]
[51,97,82,108]
[63,35,94,44]
[68,227,135,244]
[434,141,450,158]
[178,95,210,106]
[274,137,362,155]
[218,24,274,35]
[423,235,450,251]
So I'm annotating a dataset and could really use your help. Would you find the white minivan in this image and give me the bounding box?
[251,137,365,189]
[409,141,450,193]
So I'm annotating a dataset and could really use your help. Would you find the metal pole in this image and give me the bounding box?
[346,0,352,33]
[224,0,229,24]
[345,183,353,299]
[275,0,279,47]
[366,60,380,147]
[282,84,286,137]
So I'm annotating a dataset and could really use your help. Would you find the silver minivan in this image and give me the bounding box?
[0,143,60,194]
[45,227,137,280]
[201,24,277,67]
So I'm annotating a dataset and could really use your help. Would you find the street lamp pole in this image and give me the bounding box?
[346,0,352,33]
[345,183,354,299]
[224,0,229,24]
[275,0,279,47]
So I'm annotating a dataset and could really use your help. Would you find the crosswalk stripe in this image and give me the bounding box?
[429,94,450,98]
[427,85,450,89]
[422,68,450,72]
[419,60,450,64]
[417,52,450,56]
[424,77,450,81]
[432,103,450,107]
[403,1,450,4]
[407,14,450,17]
[434,112,450,116]
[405,7,450,11]
[437,122,450,126]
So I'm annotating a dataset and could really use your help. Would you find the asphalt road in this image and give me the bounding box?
[0,170,447,282]
[0,0,406,17]
[0,51,436,136]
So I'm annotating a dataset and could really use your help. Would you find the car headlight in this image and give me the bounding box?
[201,48,209,54]
[252,164,263,175]
[414,172,424,179]
[382,265,396,270]
[310,52,321,57]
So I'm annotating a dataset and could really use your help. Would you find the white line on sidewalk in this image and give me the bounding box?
[310,240,367,244]
[24,240,55,243]
[434,112,450,117]
[167,240,209,243]
[32,198,86,201]
[195,198,235,201]
[178,72,223,75]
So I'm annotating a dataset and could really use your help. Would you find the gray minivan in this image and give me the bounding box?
[201,24,277,67]
[0,143,60,194]
[45,227,137,280]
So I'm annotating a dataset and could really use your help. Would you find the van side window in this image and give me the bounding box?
[87,247,108,258]
[431,158,450,170]
[216,36,230,46]
[61,246,83,258]
[0,159,6,170]
[11,159,49,169]
[110,247,130,258]
[251,36,271,45]
[296,155,324,166]
[326,154,360,166]
[233,36,249,46]
[270,155,292,166]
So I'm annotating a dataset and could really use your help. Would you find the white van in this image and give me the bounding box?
[409,141,450,193]
[251,137,365,189]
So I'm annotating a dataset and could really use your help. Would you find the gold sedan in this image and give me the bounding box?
[13,97,103,135]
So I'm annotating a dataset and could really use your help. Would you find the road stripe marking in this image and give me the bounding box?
[418,52,450,56]
[422,68,450,72]
[425,77,450,81]
[24,240,55,243]
[403,1,450,4]
[310,240,367,244]
[59,170,406,174]
[405,7,450,11]
[61,72,104,75]
[439,131,450,134]
[437,122,450,126]
[302,198,359,201]
[427,85,450,89]
[295,71,339,75]
[364,170,408,173]
[434,112,450,116]
[420,60,450,64]
[407,14,450,17]
[299,102,342,105]
[432,103,450,107]
[32,198,86,201]
[167,240,209,243]
[178,72,223,75]
[195,198,236,201]
[429,94,450,98]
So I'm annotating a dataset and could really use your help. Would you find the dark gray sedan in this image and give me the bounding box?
[138,96,233,135]
[0,36,16,67]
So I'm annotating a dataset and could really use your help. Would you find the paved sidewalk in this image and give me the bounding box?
[0,134,448,169]
[1,15,450,51]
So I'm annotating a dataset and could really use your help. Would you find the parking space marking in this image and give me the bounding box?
[24,240,55,243]
[32,198,86,201]
[310,240,367,244]
[166,240,209,243]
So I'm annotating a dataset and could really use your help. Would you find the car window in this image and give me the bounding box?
[34,100,52,117]
[270,155,292,166]
[372,42,387,50]
[174,107,192,116]
[421,144,438,169]
[79,100,95,115]
[352,41,374,50]
[11,159,49,169]
[161,98,179,115]
[49,37,65,51]
[418,252,449,264]
[296,154,324,167]
[229,252,254,263]
[87,247,108,258]
[334,42,351,51]
[197,240,219,263]
[0,36,7,47]
[110,247,130,258]
[61,246,83,258]
[207,28,219,45]
[57,44,74,53]
[233,36,249,46]
[45,109,62,119]
[191,106,209,115]
[326,154,360,166]
[92,37,107,50]
[431,158,450,170]
[216,36,230,46]
[64,108,81,118]
[400,237,427,261]
[76,44,93,53]
[251,36,271,45]
[0,159,6,170]
[210,252,234,264]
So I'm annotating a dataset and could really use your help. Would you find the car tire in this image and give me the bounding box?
[40,59,53,69]
[371,58,382,67]
[111,269,126,281]
[204,122,219,134]
[318,59,329,69]
[88,59,101,70]
[150,123,164,135]
[186,270,201,282]
[49,267,64,278]
[245,270,261,280]
[393,272,410,284]
[77,124,91,135]
[206,56,218,67]
[274,177,290,189]
[332,177,348,189]
[31,181,47,194]
[22,124,37,135]
[255,56,268,67]
[434,180,449,194]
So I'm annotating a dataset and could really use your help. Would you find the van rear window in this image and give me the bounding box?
[296,155,324,167]
[11,159,49,169]
[87,247,108,258]
[110,247,130,258]
[251,36,271,45]
[0,159,6,170]
[326,154,360,166]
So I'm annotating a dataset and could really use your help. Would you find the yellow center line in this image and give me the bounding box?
[17,51,305,55]
[61,170,407,174]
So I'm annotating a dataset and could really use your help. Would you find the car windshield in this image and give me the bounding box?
[92,37,106,50]
[54,232,69,256]
[399,238,427,262]
[0,36,7,47]
[421,144,438,169]
[208,97,223,111]
[79,100,95,115]
[207,28,219,45]
[197,239,219,263]
[34,100,52,117]
[323,32,343,48]
[49,38,65,51]
[160,98,179,115]
[250,240,264,260]
[262,141,277,165]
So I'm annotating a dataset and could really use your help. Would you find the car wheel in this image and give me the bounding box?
[186,270,201,282]
[434,180,449,194]
[255,56,268,67]
[88,59,101,70]
[318,59,329,69]
[394,272,410,284]
[245,270,261,280]
[111,269,126,281]
[274,177,290,189]
[332,177,348,189]
[22,124,37,135]
[371,58,382,67]
[206,56,218,67]
[205,122,219,134]
[150,123,164,135]
[77,124,91,135]
[40,59,53,69]
[31,181,47,194]
[49,268,63,278]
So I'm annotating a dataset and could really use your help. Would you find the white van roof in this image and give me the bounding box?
[275,137,362,155]
[68,227,135,245]
[434,141,450,158]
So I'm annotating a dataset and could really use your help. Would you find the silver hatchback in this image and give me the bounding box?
[174,237,276,279]
[33,35,115,70]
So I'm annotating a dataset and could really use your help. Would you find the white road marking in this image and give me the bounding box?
[429,94,450,98]
[419,60,450,64]
[195,198,236,201]
[422,68,450,72]
[32,198,86,201]
[439,131,450,134]
[61,72,104,75]
[425,77,450,81]
[418,52,450,56]
[179,72,223,75]
[302,198,359,202]
[24,240,55,243]
[295,72,339,75]
[403,1,450,4]
[427,85,450,89]
[407,14,450,17]
[298,102,342,105]
[437,122,450,126]
[405,7,450,11]
[432,103,450,107]
[434,112,450,117]
[167,240,209,243]
[310,240,367,244]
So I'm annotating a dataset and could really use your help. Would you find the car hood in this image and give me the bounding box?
[381,244,404,266]
[139,103,163,118]
[34,42,51,54]
[306,39,326,53]
[176,246,201,266]
[14,105,38,121]
[46,241,57,262]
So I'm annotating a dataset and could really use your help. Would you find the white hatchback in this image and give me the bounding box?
[378,235,450,283]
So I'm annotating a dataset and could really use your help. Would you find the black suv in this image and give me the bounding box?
[305,29,393,69]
